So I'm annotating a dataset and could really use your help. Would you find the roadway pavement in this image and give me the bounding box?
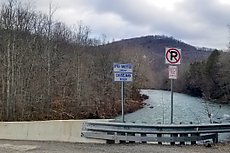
[0,140,230,153]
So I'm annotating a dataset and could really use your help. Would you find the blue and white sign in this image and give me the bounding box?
[113,63,133,73]
[113,63,133,82]
[114,72,133,82]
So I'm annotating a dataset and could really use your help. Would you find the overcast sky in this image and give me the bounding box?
[3,0,230,49]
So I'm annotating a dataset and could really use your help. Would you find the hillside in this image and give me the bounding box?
[108,35,230,103]
[112,35,211,65]
[106,35,212,89]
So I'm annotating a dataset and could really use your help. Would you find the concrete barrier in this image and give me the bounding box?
[0,120,108,143]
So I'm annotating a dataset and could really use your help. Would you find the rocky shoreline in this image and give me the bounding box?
[83,93,149,119]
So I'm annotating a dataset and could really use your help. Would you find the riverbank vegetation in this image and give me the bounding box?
[178,50,230,103]
[0,0,148,121]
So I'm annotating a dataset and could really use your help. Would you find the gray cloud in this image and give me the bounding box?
[1,0,229,49]
[178,0,230,27]
[79,0,230,48]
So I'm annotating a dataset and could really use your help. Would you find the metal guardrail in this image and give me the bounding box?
[81,121,230,144]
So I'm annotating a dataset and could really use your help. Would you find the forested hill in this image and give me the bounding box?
[111,35,212,66]
[106,35,212,89]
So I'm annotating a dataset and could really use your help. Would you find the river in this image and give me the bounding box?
[115,90,230,141]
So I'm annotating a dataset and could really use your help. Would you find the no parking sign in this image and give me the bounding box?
[165,48,181,64]
[165,47,181,124]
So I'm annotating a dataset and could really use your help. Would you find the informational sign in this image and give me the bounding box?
[114,73,133,82]
[113,63,133,82]
[113,63,133,122]
[165,48,181,64]
[168,65,178,79]
[113,63,133,73]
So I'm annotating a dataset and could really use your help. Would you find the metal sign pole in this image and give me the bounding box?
[170,79,174,124]
[121,81,124,123]
[113,63,133,123]
[165,48,181,124]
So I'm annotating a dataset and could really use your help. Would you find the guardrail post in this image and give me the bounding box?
[179,133,187,145]
[157,134,162,144]
[213,133,218,143]
[117,132,126,144]
[106,132,115,144]
[141,133,147,143]
[127,133,135,143]
[170,134,178,145]
[191,133,199,145]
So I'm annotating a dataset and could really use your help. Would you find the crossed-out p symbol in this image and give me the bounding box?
[165,48,181,64]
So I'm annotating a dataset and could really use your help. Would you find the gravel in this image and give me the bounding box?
[0,140,230,153]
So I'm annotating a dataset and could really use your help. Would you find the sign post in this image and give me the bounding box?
[121,81,124,122]
[168,65,178,124]
[165,48,181,124]
[171,79,174,124]
[113,63,133,123]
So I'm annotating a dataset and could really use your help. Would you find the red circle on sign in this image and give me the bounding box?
[166,48,181,64]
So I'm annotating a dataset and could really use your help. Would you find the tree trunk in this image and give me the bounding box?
[6,39,11,120]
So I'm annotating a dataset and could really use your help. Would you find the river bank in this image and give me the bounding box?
[82,93,148,119]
